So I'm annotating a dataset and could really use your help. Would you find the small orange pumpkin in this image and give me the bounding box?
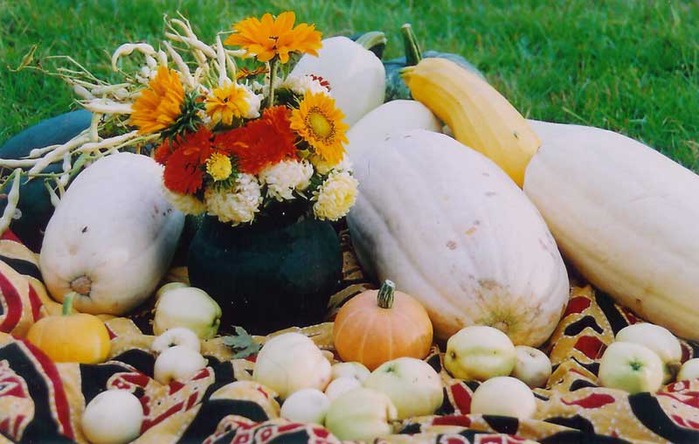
[333,280,433,370]
[26,292,111,364]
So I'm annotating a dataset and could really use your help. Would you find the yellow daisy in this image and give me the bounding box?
[205,83,256,126]
[290,93,348,165]
[225,11,322,63]
[206,152,234,182]
[130,66,184,134]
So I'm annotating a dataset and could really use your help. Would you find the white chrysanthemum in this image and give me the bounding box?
[260,160,314,201]
[310,153,352,175]
[312,171,359,221]
[165,189,206,215]
[281,74,331,96]
[204,174,262,225]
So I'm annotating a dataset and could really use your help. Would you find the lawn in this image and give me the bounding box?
[1,0,697,170]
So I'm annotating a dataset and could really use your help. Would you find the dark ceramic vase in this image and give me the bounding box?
[187,210,342,335]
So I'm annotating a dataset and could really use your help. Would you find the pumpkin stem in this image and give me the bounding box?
[377,280,396,309]
[62,292,77,316]
[401,23,422,66]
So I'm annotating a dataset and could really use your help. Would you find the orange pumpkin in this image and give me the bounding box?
[333,280,433,370]
[26,292,111,364]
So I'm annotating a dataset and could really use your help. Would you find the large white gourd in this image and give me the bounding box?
[40,152,184,315]
[345,99,442,163]
[347,129,569,345]
[524,120,699,341]
[290,36,385,126]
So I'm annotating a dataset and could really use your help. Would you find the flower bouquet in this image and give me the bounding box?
[19,11,360,333]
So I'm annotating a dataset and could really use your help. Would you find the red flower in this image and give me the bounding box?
[162,128,214,194]
[214,106,298,175]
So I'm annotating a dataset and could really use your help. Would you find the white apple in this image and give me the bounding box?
[324,387,397,441]
[471,376,537,419]
[615,323,682,383]
[363,357,443,419]
[330,361,370,383]
[153,345,207,385]
[324,376,362,401]
[677,358,699,382]
[280,388,331,425]
[598,341,664,394]
[511,345,552,388]
[253,332,332,399]
[81,389,143,444]
[153,286,222,339]
[151,327,201,353]
[444,325,516,381]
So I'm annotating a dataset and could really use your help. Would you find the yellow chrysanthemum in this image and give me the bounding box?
[290,93,348,166]
[206,152,234,182]
[205,83,255,126]
[225,11,322,63]
[130,66,184,134]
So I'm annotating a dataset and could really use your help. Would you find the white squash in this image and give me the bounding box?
[524,120,699,342]
[40,152,184,315]
[347,129,569,345]
[345,99,442,163]
[290,36,385,126]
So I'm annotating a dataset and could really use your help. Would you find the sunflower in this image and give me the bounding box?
[225,11,322,63]
[130,66,185,134]
[205,83,259,126]
[290,93,348,165]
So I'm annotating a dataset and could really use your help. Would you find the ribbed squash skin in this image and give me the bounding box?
[402,58,540,187]
[347,129,569,346]
[524,120,699,342]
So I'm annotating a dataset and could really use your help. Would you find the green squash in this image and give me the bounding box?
[0,110,92,251]
[384,24,485,102]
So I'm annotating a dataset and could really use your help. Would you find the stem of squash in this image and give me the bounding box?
[377,280,396,309]
[62,292,77,316]
[400,23,422,66]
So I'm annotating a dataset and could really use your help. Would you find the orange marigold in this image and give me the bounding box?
[162,128,214,195]
[225,11,322,63]
[130,66,185,134]
[214,106,297,175]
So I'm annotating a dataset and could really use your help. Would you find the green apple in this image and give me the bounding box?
[511,345,552,388]
[324,387,397,441]
[324,376,362,401]
[677,358,699,382]
[153,286,222,339]
[363,357,444,419]
[598,341,664,394]
[153,345,207,385]
[280,388,330,425]
[444,325,516,381]
[615,323,682,383]
[253,332,332,399]
[471,376,537,419]
[330,361,370,383]
[151,327,201,353]
[81,389,143,444]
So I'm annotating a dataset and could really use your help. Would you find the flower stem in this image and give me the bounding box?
[377,280,396,309]
[266,57,279,109]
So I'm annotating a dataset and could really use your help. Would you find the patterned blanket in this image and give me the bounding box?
[2,228,699,444]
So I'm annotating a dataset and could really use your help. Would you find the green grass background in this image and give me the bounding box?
[1,0,697,170]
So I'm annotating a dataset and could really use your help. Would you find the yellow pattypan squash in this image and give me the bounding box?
[26,292,111,364]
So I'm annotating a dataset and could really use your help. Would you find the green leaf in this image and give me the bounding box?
[221,326,261,359]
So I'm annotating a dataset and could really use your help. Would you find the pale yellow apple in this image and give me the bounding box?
[598,342,664,394]
[511,345,552,388]
[615,323,682,383]
[444,325,516,381]
[470,376,537,419]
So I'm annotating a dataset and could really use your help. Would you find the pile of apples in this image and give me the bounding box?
[76,278,699,444]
